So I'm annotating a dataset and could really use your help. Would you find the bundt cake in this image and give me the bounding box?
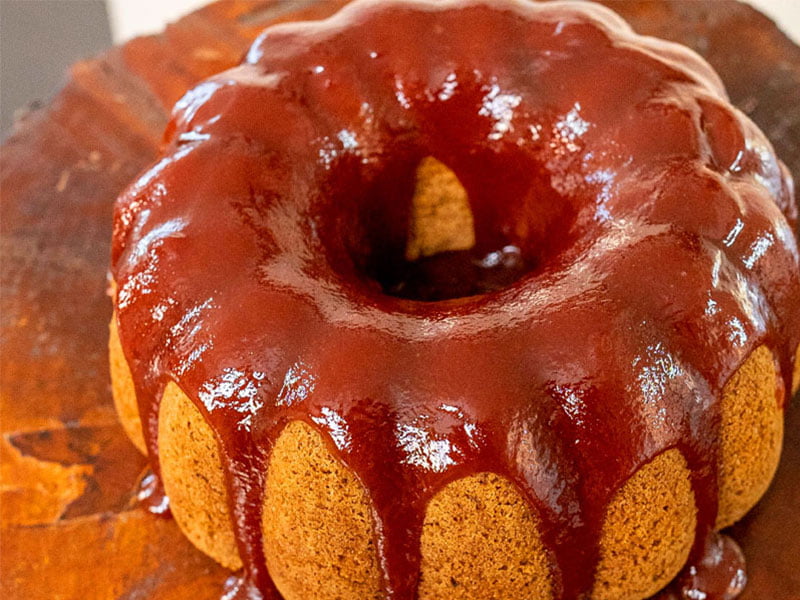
[108,0,800,598]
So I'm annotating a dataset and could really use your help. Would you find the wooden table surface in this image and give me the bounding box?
[1,1,799,598]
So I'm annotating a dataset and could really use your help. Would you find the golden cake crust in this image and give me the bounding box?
[158,382,242,570]
[262,420,383,599]
[108,314,146,454]
[405,156,475,262]
[418,472,551,599]
[592,449,696,600]
[716,345,783,528]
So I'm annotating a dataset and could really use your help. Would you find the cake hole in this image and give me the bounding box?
[390,157,530,301]
[325,150,580,302]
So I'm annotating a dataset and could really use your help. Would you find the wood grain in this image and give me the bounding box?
[1,1,798,598]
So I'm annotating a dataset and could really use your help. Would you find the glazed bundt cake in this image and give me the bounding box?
[109,0,800,598]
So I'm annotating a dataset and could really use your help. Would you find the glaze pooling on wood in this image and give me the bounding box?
[110,0,800,598]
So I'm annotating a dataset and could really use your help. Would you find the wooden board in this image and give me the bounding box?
[1,1,799,598]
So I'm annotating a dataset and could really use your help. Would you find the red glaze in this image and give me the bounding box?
[110,1,800,598]
[655,532,748,600]
[677,532,748,600]
[135,470,170,516]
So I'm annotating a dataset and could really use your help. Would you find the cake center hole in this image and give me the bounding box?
[333,151,578,303]
[385,157,529,301]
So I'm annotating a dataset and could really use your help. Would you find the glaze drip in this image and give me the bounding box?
[678,532,748,599]
[136,470,170,516]
[657,533,747,600]
[112,0,800,598]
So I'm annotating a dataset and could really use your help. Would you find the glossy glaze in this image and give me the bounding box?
[110,1,800,598]
[676,532,747,600]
